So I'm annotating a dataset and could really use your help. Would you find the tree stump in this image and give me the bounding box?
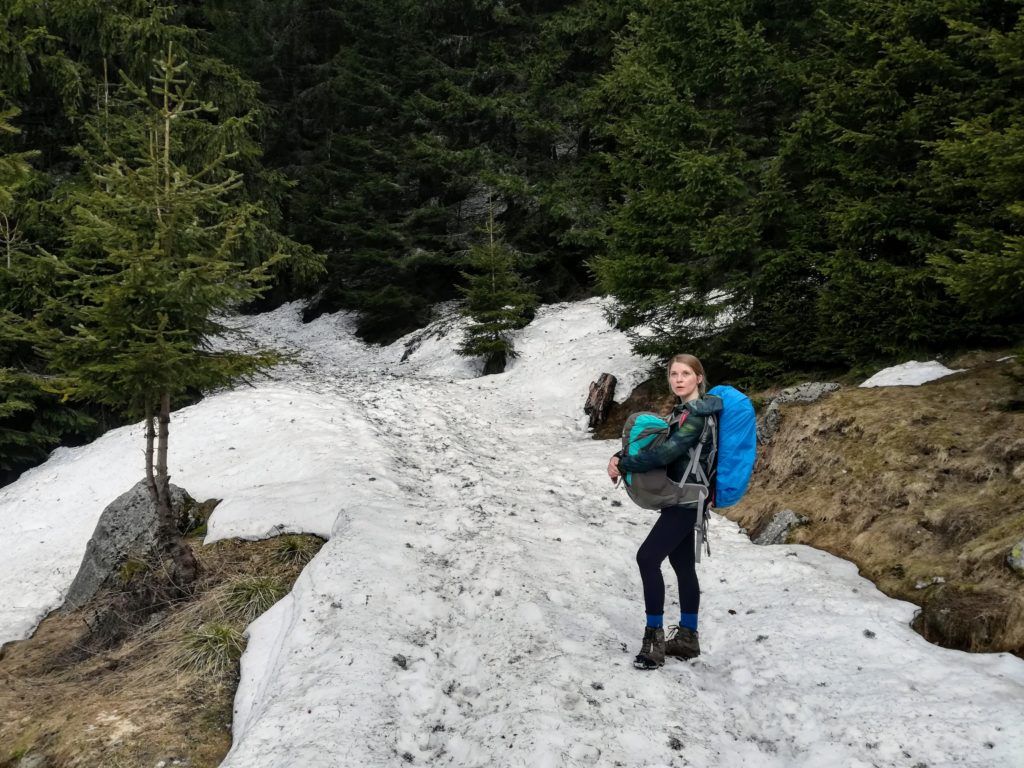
[585,373,617,429]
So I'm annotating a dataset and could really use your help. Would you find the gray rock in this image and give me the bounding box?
[753,509,808,545]
[758,401,782,443]
[17,754,48,768]
[157,757,190,767]
[1008,539,1024,576]
[774,382,841,405]
[62,480,195,613]
[757,382,841,443]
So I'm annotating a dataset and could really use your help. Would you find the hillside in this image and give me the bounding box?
[1,301,1022,768]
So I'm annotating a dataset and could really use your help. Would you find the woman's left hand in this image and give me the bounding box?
[607,455,621,481]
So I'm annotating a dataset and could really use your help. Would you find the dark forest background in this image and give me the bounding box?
[1,0,1022,482]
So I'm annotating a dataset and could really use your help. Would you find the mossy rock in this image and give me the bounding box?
[1008,539,1024,577]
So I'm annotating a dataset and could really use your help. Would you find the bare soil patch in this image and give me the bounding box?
[0,533,323,768]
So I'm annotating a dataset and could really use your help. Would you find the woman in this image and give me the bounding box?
[607,354,722,669]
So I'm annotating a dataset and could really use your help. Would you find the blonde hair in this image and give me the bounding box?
[666,353,707,397]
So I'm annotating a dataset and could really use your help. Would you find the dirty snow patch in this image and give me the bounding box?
[859,360,965,388]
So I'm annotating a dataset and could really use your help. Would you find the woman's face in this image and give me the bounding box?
[669,362,702,401]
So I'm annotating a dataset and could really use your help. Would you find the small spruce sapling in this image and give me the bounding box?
[458,205,537,374]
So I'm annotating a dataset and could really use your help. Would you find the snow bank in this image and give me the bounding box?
[859,360,965,388]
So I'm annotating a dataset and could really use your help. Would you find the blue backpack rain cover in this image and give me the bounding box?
[707,385,757,507]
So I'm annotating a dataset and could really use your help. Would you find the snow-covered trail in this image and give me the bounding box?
[2,300,1023,768]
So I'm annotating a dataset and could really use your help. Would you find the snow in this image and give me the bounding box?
[859,360,965,388]
[2,298,1024,767]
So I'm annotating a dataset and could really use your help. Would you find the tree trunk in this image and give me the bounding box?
[483,349,507,375]
[156,392,170,515]
[144,400,156,496]
[151,392,199,589]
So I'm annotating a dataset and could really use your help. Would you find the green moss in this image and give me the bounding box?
[118,557,150,584]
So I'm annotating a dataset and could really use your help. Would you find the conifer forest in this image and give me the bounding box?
[1,0,1023,482]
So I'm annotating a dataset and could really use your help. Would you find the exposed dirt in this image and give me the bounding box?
[0,533,324,768]
[597,353,1024,657]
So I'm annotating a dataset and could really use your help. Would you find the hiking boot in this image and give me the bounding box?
[665,626,700,659]
[633,626,665,669]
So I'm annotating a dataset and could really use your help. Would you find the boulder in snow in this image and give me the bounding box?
[61,480,202,613]
[753,509,808,545]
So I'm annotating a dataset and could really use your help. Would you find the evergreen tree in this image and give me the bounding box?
[0,103,34,214]
[3,0,1021,414]
[0,100,94,483]
[924,16,1024,330]
[459,206,537,374]
[593,0,818,381]
[796,0,987,362]
[36,44,284,585]
[0,100,36,273]
[594,0,1024,381]
[0,1,323,485]
[229,0,468,340]
[228,0,623,342]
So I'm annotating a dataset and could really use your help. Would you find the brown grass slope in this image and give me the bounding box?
[729,356,1024,657]
[0,534,323,768]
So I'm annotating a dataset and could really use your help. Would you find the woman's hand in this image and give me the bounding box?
[607,455,621,481]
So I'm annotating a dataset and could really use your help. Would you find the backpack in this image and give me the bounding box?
[706,384,757,508]
[620,411,716,512]
[619,385,756,560]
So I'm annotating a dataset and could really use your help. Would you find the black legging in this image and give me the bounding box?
[636,504,701,618]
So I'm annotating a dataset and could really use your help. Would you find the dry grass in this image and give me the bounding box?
[730,353,1024,656]
[0,533,324,768]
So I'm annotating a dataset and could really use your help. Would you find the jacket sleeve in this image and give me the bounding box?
[617,414,705,474]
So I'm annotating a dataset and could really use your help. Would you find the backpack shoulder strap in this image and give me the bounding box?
[677,412,715,484]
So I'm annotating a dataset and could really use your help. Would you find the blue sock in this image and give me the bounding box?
[646,614,663,629]
[680,613,698,631]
